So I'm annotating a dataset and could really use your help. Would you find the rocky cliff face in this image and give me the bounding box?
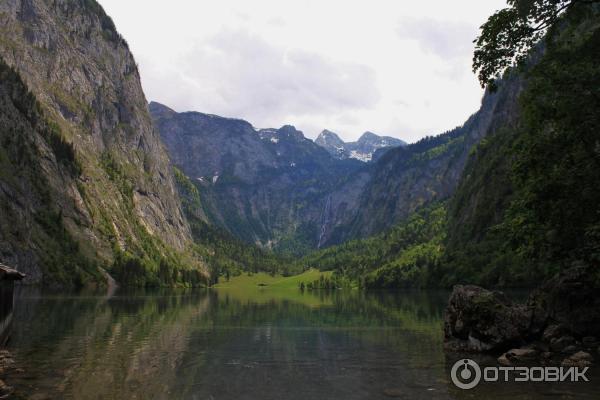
[152,69,523,253]
[150,102,361,254]
[0,0,196,284]
[317,74,524,246]
[315,130,406,162]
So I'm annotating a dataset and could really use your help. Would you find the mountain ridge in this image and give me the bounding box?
[0,0,205,286]
[315,129,407,162]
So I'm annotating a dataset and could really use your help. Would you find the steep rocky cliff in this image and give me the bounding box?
[318,73,524,246]
[152,69,523,254]
[0,0,199,285]
[150,102,361,254]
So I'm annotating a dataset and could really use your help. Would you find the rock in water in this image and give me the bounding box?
[528,264,600,338]
[444,285,531,352]
[444,266,600,358]
[561,351,594,368]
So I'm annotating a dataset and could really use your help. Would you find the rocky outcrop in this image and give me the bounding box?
[0,0,199,284]
[443,285,531,352]
[0,349,16,398]
[323,72,525,246]
[0,264,25,281]
[444,266,600,367]
[152,72,524,253]
[150,102,361,252]
[528,264,600,338]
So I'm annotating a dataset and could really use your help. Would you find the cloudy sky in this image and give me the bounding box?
[99,0,506,143]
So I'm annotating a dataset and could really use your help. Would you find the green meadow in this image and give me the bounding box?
[212,269,334,306]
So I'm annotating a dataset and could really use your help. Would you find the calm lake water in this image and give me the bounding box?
[2,287,599,399]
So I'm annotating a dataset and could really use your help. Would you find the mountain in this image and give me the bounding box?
[0,0,204,286]
[150,102,362,255]
[312,71,523,247]
[304,3,600,289]
[152,71,520,254]
[315,130,407,162]
[443,6,600,287]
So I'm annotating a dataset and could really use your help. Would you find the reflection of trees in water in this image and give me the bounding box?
[0,282,14,346]
[9,289,212,399]
[209,289,447,335]
[8,288,451,399]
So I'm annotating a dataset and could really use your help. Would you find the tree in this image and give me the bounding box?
[473,0,599,89]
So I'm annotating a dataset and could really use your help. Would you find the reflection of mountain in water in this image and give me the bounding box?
[8,289,599,399]
[0,282,15,346]
[6,289,448,399]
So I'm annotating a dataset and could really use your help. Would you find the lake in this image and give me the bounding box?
[2,286,599,399]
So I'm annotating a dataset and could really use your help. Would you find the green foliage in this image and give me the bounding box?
[0,60,80,175]
[173,168,299,282]
[110,250,208,288]
[0,57,98,288]
[100,152,132,197]
[503,7,600,270]
[300,203,447,288]
[473,0,594,88]
[445,4,600,286]
[299,274,345,291]
[34,209,103,288]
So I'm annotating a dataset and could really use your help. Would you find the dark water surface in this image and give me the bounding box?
[3,288,599,399]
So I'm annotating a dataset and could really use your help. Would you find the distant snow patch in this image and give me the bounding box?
[349,151,372,162]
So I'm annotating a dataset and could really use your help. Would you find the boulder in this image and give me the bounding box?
[550,336,575,352]
[0,263,25,281]
[444,266,600,356]
[0,378,12,398]
[561,351,594,368]
[561,345,579,354]
[542,324,569,342]
[528,265,600,338]
[444,285,531,352]
[498,353,512,366]
[497,348,538,366]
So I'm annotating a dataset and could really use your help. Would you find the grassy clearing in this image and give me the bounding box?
[213,269,334,307]
[214,269,332,289]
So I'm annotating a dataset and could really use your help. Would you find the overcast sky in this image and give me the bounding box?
[99,0,506,143]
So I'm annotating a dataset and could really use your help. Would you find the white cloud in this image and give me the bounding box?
[98,0,507,143]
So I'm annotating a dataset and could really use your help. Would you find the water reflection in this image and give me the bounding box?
[0,282,14,346]
[4,288,599,399]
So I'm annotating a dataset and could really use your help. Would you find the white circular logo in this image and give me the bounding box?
[451,359,482,390]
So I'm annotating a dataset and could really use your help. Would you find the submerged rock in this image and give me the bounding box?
[497,348,538,366]
[0,378,13,397]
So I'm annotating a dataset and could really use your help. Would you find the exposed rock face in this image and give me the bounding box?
[151,102,361,252]
[444,285,531,352]
[315,130,406,162]
[322,73,525,245]
[528,264,600,338]
[444,265,600,361]
[0,0,196,284]
[152,70,525,252]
